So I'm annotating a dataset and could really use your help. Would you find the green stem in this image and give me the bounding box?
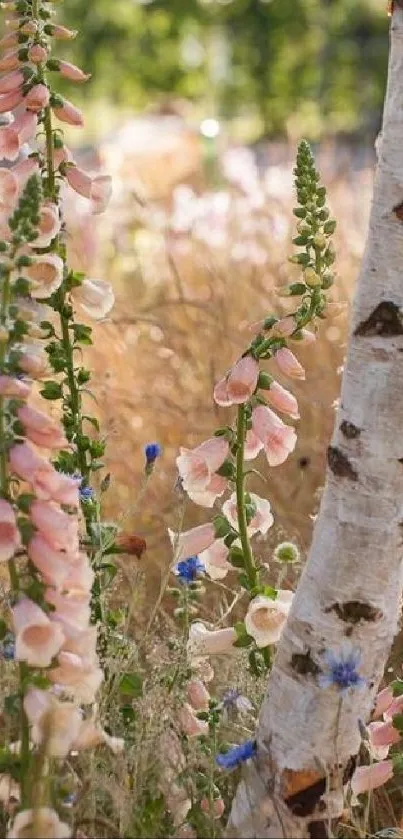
[235,405,257,589]
[43,106,56,199]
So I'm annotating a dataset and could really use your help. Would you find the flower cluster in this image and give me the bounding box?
[169,139,337,683]
[0,0,121,834]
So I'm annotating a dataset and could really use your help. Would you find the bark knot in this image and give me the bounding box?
[326,600,382,624]
[340,420,361,439]
[291,650,320,677]
[354,301,403,337]
[327,446,358,481]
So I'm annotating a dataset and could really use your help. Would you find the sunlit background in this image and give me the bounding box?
[58,0,386,615]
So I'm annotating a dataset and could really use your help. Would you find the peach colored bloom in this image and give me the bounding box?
[274,347,305,380]
[0,86,23,113]
[252,404,297,467]
[244,428,264,460]
[34,203,61,247]
[45,589,91,631]
[62,553,94,594]
[187,678,210,711]
[169,522,215,563]
[53,97,84,126]
[49,651,103,703]
[30,500,79,552]
[0,31,18,49]
[65,164,92,196]
[72,278,114,319]
[274,316,296,337]
[17,342,50,378]
[179,703,209,737]
[368,720,400,760]
[13,598,65,667]
[199,538,232,581]
[72,719,124,753]
[372,686,394,719]
[8,807,71,839]
[25,83,50,112]
[13,156,40,189]
[28,44,48,63]
[23,688,82,757]
[0,49,20,73]
[58,60,91,82]
[90,174,112,213]
[0,498,20,562]
[187,622,237,660]
[0,168,18,210]
[0,69,24,94]
[48,23,78,40]
[351,760,394,795]
[214,356,259,407]
[17,404,68,450]
[385,694,403,721]
[177,437,229,497]
[27,534,74,588]
[201,797,225,819]
[298,329,316,345]
[62,626,98,661]
[266,380,299,419]
[0,111,37,161]
[0,375,31,398]
[223,491,274,537]
[9,442,80,505]
[186,472,227,508]
[245,590,293,647]
[25,252,64,299]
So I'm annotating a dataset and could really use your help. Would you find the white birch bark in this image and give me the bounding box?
[227,9,403,837]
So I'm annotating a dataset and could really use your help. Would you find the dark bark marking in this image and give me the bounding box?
[354,301,403,337]
[285,778,326,817]
[291,651,320,677]
[340,420,361,439]
[398,458,403,464]
[308,821,328,838]
[327,446,358,481]
[393,201,403,221]
[326,600,382,624]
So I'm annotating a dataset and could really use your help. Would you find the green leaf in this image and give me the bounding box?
[73,323,93,345]
[392,713,403,734]
[229,546,245,568]
[4,693,21,717]
[0,619,8,640]
[119,672,143,698]
[392,679,403,697]
[233,621,253,648]
[40,381,63,400]
[249,649,264,677]
[213,514,232,538]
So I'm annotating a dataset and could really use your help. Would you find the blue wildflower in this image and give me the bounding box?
[174,555,205,584]
[145,443,161,465]
[216,740,257,770]
[79,484,95,502]
[319,644,365,692]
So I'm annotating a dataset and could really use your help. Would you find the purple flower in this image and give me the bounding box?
[319,644,365,692]
[216,739,256,770]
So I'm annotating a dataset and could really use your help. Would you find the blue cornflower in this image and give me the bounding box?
[174,555,205,584]
[319,644,366,692]
[80,484,95,502]
[145,443,161,465]
[216,740,257,770]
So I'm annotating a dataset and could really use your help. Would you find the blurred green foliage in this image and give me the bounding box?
[61,0,387,138]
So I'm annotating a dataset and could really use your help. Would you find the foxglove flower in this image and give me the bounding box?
[245,590,293,647]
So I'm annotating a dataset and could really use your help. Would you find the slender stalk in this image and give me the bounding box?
[235,405,257,589]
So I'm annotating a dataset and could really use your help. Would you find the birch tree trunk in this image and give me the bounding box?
[227,9,403,837]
